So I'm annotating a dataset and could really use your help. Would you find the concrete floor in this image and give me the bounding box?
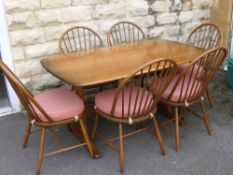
[0,72,233,175]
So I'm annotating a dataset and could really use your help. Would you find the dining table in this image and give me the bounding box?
[41,39,205,158]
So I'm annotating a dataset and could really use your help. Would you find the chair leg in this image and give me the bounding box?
[119,123,124,173]
[200,100,212,135]
[152,117,165,155]
[23,122,32,148]
[79,118,95,158]
[175,107,180,152]
[206,89,213,108]
[37,128,46,175]
[91,113,99,140]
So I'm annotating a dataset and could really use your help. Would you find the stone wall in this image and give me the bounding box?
[5,0,213,91]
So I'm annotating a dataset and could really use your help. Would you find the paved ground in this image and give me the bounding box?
[0,71,233,175]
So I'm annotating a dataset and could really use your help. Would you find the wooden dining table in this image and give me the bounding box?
[41,39,204,158]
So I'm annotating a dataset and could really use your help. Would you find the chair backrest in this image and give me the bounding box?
[107,21,146,47]
[59,26,104,54]
[166,47,227,104]
[187,23,222,50]
[0,60,52,122]
[110,59,177,120]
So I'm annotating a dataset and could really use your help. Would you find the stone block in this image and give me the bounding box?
[31,73,61,90]
[44,25,66,41]
[157,13,178,25]
[11,47,25,60]
[24,42,58,59]
[61,6,93,23]
[179,11,194,23]
[7,12,40,30]
[14,59,45,77]
[5,0,40,13]
[193,0,210,9]
[148,27,164,38]
[41,0,71,9]
[126,0,149,16]
[151,1,171,13]
[36,9,62,25]
[10,28,44,46]
[94,3,125,19]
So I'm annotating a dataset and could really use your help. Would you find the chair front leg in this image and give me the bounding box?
[175,107,180,152]
[37,128,46,175]
[152,117,165,155]
[206,88,213,108]
[23,122,32,148]
[79,118,95,158]
[91,113,99,140]
[200,100,212,135]
[118,123,124,173]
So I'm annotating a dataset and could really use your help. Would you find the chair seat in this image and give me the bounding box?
[33,88,84,122]
[177,63,204,79]
[95,87,153,118]
[153,75,202,103]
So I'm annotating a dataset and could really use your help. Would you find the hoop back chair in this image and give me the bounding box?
[180,23,222,107]
[0,60,95,175]
[155,47,227,152]
[59,26,103,54]
[92,59,177,173]
[59,26,117,92]
[107,21,146,46]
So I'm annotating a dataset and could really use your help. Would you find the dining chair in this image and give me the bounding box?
[154,47,227,152]
[179,23,222,107]
[59,26,104,54]
[107,21,146,47]
[59,26,116,92]
[0,60,95,175]
[91,59,177,173]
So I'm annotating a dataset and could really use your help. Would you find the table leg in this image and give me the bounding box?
[71,86,102,158]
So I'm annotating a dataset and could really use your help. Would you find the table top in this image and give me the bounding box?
[41,39,204,87]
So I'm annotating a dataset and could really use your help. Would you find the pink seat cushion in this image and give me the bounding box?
[177,63,204,79]
[153,75,202,103]
[33,88,84,122]
[95,87,153,118]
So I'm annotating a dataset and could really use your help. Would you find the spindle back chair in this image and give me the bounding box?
[107,21,146,46]
[181,23,222,107]
[0,60,94,175]
[92,59,177,173]
[157,47,227,152]
[59,26,103,54]
[59,26,116,92]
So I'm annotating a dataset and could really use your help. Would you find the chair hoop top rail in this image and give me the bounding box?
[107,21,146,47]
[59,26,104,54]
[186,23,222,50]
